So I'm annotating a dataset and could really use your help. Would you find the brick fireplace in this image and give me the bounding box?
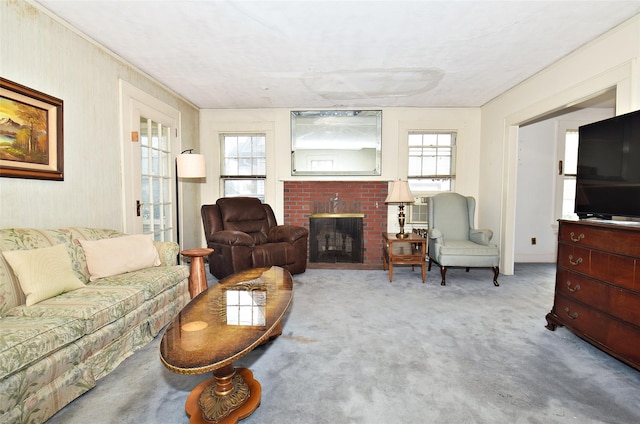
[283,181,389,269]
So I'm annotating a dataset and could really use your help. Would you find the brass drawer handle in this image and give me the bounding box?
[564,307,579,320]
[566,281,581,292]
[568,255,583,266]
[569,232,585,242]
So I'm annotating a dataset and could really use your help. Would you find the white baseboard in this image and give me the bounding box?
[514,253,555,263]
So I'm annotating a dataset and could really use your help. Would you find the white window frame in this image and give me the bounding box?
[220,133,266,201]
[559,129,579,221]
[553,113,616,227]
[407,131,456,192]
[407,131,457,225]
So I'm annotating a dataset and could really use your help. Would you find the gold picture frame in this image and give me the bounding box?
[0,77,64,180]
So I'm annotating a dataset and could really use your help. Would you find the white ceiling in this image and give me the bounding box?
[35,0,640,109]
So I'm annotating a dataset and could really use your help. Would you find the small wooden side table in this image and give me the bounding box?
[180,248,213,298]
[382,232,426,283]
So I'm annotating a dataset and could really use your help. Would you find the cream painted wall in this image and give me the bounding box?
[514,108,614,263]
[385,108,482,234]
[198,108,481,245]
[0,2,201,248]
[3,1,637,264]
[481,14,640,275]
[515,118,557,262]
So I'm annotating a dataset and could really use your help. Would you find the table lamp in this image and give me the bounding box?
[384,179,415,239]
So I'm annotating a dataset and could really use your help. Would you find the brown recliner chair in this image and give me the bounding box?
[201,197,309,280]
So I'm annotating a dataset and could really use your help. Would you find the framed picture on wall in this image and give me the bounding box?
[0,77,64,180]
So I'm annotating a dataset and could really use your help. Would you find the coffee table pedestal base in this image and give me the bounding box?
[186,366,261,424]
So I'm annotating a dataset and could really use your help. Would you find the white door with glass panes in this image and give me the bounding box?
[120,81,180,242]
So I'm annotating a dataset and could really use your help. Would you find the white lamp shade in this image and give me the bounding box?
[384,180,415,203]
[176,153,206,178]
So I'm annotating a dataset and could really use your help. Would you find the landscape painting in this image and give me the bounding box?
[0,77,64,180]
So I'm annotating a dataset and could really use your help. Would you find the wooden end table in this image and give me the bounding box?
[382,232,426,283]
[160,266,293,424]
[181,248,214,298]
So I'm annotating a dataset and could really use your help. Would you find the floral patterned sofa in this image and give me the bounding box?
[0,228,190,424]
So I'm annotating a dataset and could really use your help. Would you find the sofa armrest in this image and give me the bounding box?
[268,225,309,244]
[469,229,493,246]
[210,230,255,246]
[154,241,180,266]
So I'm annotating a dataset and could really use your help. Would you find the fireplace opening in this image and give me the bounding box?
[309,215,364,263]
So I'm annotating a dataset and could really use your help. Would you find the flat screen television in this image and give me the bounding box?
[575,109,640,219]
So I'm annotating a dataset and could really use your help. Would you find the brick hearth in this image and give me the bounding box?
[283,181,388,269]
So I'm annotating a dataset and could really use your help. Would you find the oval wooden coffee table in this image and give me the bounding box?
[160,266,293,424]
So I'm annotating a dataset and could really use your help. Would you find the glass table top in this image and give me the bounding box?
[160,266,293,375]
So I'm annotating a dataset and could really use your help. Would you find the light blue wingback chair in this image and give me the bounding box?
[427,192,500,286]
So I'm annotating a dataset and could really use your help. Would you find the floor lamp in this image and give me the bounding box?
[175,149,206,251]
[384,179,415,239]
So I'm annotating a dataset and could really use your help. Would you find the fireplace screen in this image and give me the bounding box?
[309,216,364,263]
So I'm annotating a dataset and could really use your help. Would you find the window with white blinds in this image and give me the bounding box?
[407,131,456,193]
[220,133,266,201]
[406,131,456,224]
[561,130,579,220]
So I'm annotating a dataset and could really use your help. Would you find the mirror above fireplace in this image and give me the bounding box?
[291,110,382,176]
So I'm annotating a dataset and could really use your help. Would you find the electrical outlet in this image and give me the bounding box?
[531,237,537,245]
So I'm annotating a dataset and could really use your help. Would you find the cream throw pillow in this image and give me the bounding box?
[2,244,85,306]
[78,234,161,281]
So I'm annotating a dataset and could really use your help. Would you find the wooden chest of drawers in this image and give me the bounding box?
[546,219,640,370]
